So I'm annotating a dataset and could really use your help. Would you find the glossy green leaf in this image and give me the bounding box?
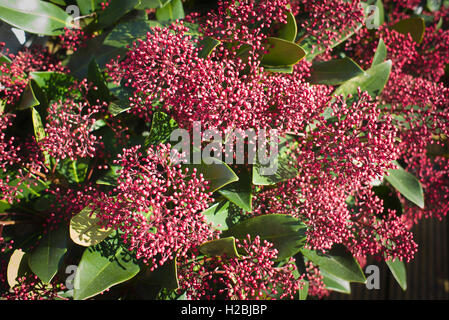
[277,11,297,42]
[104,19,162,48]
[371,38,387,67]
[73,242,140,300]
[310,57,364,85]
[0,0,69,36]
[197,37,221,59]
[28,226,68,284]
[199,237,239,258]
[87,59,110,103]
[156,0,185,22]
[222,214,307,260]
[334,60,392,99]
[95,0,140,28]
[17,80,40,110]
[218,168,252,212]
[70,205,113,247]
[185,159,238,193]
[136,0,171,10]
[31,107,45,143]
[140,258,178,290]
[386,258,407,291]
[201,201,231,231]
[392,17,425,43]
[301,244,366,283]
[261,37,306,67]
[385,161,424,208]
[76,0,99,15]
[321,269,351,294]
[253,135,299,185]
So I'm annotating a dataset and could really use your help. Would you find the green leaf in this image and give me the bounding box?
[30,71,76,102]
[261,37,306,67]
[31,107,45,143]
[87,59,110,103]
[0,0,69,36]
[392,17,425,44]
[310,57,364,85]
[201,201,231,231]
[222,214,307,260]
[104,19,162,48]
[185,159,238,193]
[252,134,299,186]
[301,244,366,283]
[145,111,178,147]
[218,168,252,212]
[321,269,351,294]
[73,241,140,300]
[70,205,113,247]
[96,165,121,186]
[28,226,68,284]
[197,37,221,59]
[76,0,99,15]
[427,0,442,12]
[199,237,239,258]
[95,0,140,29]
[17,80,40,110]
[333,60,392,99]
[55,158,89,184]
[371,38,387,67]
[385,161,424,208]
[277,11,297,42]
[136,0,171,10]
[299,280,309,300]
[155,0,184,22]
[140,258,178,290]
[386,258,407,291]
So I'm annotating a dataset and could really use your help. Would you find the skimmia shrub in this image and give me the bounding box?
[0,0,448,300]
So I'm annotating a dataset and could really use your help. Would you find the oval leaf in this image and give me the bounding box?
[222,214,307,260]
[310,57,364,85]
[386,258,407,291]
[0,0,69,36]
[199,237,240,258]
[28,226,68,284]
[392,17,425,44]
[155,0,185,22]
[277,11,297,42]
[385,161,424,209]
[70,205,113,247]
[301,244,366,283]
[73,244,140,300]
[201,201,231,231]
[261,37,306,67]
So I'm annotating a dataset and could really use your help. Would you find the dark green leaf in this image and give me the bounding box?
[0,0,69,36]
[222,214,307,260]
[87,59,110,103]
[17,81,40,110]
[310,57,364,85]
[28,226,68,284]
[155,0,184,22]
[104,19,162,48]
[218,168,252,212]
[199,237,239,258]
[261,37,306,67]
[386,258,407,291]
[140,258,178,290]
[96,165,121,186]
[136,0,171,10]
[73,241,140,300]
[385,161,424,208]
[185,159,238,193]
[392,17,425,43]
[333,60,392,99]
[145,111,178,146]
[95,0,140,29]
[76,0,99,15]
[301,244,366,283]
[197,37,221,59]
